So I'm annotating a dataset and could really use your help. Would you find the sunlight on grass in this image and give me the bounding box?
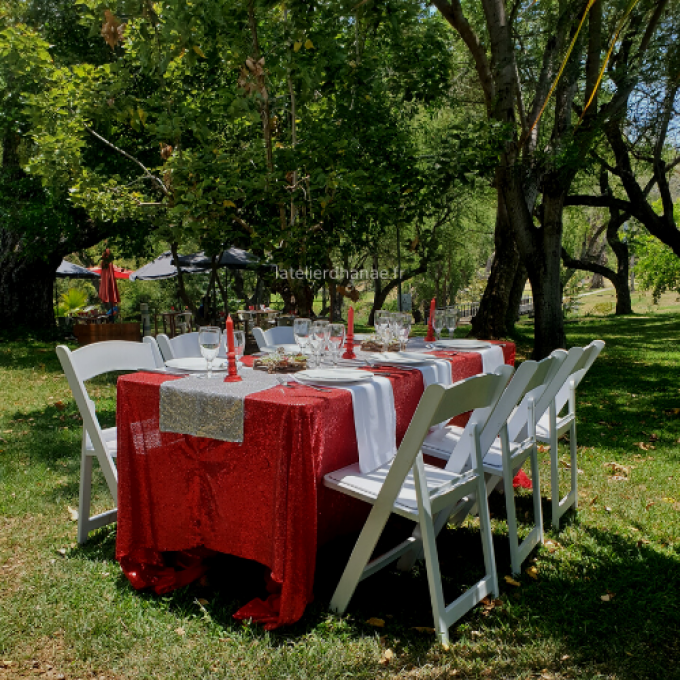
[1,311,679,679]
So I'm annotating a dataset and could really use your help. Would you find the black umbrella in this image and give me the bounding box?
[129,251,206,281]
[56,260,101,279]
[174,247,262,270]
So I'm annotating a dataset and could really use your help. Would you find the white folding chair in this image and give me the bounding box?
[252,326,295,350]
[422,354,564,574]
[324,371,509,645]
[156,331,227,362]
[536,340,605,529]
[56,341,161,544]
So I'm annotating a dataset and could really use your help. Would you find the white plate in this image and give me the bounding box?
[261,344,302,354]
[295,368,374,385]
[165,358,230,372]
[434,340,492,350]
[370,352,435,366]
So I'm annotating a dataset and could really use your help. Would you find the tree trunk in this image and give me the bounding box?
[0,232,62,331]
[470,194,520,338]
[505,263,527,334]
[525,196,567,358]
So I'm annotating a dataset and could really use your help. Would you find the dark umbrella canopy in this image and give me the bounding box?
[56,260,101,279]
[129,251,205,281]
[175,247,261,270]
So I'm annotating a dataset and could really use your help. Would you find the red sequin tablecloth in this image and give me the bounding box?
[115,342,515,629]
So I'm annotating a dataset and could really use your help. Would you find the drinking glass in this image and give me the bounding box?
[233,330,245,370]
[396,312,412,350]
[328,324,345,368]
[293,317,312,356]
[374,310,391,351]
[433,309,446,341]
[445,306,458,339]
[198,326,221,378]
[309,320,328,368]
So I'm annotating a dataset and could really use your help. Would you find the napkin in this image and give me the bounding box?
[478,345,505,373]
[337,376,397,474]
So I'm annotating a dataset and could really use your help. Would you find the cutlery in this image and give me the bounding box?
[276,376,331,392]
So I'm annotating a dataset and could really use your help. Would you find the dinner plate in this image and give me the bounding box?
[434,340,492,350]
[164,358,231,372]
[261,344,302,354]
[370,352,435,366]
[295,368,374,385]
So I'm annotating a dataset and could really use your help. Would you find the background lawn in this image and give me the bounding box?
[1,294,679,679]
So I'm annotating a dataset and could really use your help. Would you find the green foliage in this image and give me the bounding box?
[635,231,680,303]
[56,287,88,315]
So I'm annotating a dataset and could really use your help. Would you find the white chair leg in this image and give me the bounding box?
[414,462,449,646]
[78,451,93,545]
[549,404,561,530]
[476,469,499,598]
[329,499,395,614]
[529,444,544,546]
[501,460,522,575]
[570,419,578,510]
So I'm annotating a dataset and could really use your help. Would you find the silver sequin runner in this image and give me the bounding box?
[159,369,281,442]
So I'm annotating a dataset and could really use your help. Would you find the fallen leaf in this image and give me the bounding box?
[197,598,209,606]
[645,501,655,510]
[605,506,612,513]
[525,566,538,580]
[537,445,550,453]
[175,627,185,636]
[561,654,570,661]
[365,617,385,627]
[55,401,65,411]
[56,548,66,557]
[504,576,521,587]
[471,630,482,637]
[67,506,78,522]
[379,648,394,666]
[600,594,611,602]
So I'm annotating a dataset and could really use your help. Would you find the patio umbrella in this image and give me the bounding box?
[87,264,133,279]
[98,249,121,307]
[174,247,262,270]
[56,260,101,279]
[129,251,205,281]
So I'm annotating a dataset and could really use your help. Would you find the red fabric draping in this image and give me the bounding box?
[98,249,121,304]
[115,342,516,629]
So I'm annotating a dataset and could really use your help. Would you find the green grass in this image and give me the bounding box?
[1,299,680,679]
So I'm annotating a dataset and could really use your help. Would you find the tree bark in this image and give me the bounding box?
[470,193,520,338]
[505,262,527,334]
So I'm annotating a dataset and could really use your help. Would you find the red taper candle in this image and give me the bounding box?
[425,297,436,342]
[342,306,356,359]
[224,314,242,382]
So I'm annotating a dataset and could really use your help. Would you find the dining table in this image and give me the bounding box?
[115,341,515,630]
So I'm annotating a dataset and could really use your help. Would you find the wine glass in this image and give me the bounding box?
[198,326,221,378]
[328,324,345,368]
[445,306,458,339]
[233,330,246,370]
[396,312,412,351]
[374,310,390,352]
[311,320,330,367]
[294,318,311,356]
[433,309,446,342]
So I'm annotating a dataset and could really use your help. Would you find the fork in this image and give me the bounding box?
[276,376,331,392]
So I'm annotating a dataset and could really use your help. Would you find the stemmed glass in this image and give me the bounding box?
[433,309,446,342]
[233,330,246,370]
[198,326,222,378]
[445,306,458,339]
[293,318,311,357]
[396,312,412,351]
[310,320,330,368]
[328,324,345,368]
[374,310,391,352]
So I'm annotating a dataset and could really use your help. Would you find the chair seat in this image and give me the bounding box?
[85,426,118,457]
[422,425,523,473]
[535,412,574,441]
[324,460,473,519]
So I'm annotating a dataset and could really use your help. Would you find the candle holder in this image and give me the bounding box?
[342,336,356,360]
[425,323,436,342]
[223,347,242,382]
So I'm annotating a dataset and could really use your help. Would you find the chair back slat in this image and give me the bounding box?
[60,341,158,383]
[157,331,227,361]
[553,340,605,414]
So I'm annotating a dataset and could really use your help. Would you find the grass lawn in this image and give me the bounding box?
[1,296,679,679]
